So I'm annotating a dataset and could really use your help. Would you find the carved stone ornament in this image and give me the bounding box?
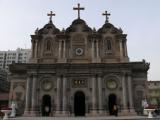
[106,79,118,90]
[38,22,60,35]
[41,79,53,91]
[72,79,87,88]
[66,19,92,33]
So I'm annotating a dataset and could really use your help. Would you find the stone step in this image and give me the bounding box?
[8,116,160,120]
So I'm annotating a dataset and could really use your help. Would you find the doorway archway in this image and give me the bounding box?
[74,91,85,116]
[42,95,51,116]
[108,94,117,115]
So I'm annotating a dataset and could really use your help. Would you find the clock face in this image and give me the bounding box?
[75,48,83,55]
[106,80,117,90]
[42,80,53,91]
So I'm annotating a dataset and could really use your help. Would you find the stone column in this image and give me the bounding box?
[56,76,62,115]
[30,75,38,116]
[98,76,103,114]
[128,74,135,114]
[24,76,32,115]
[58,40,62,59]
[62,76,68,115]
[122,73,128,114]
[91,76,98,115]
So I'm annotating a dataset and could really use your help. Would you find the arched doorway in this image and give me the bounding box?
[42,95,51,116]
[108,94,117,115]
[74,91,85,116]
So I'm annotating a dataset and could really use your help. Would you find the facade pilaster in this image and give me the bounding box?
[55,76,62,115]
[24,76,32,116]
[91,39,95,60]
[128,74,136,114]
[119,39,123,62]
[122,72,128,114]
[62,76,68,115]
[96,40,99,58]
[58,40,62,59]
[123,40,129,62]
[63,40,66,58]
[98,76,103,114]
[57,40,67,63]
[30,75,38,116]
[90,76,98,115]
[96,40,101,63]
[31,40,34,58]
[92,38,101,63]
[124,41,128,57]
[35,40,38,58]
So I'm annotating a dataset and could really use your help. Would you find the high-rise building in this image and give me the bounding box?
[147,81,160,105]
[0,48,31,72]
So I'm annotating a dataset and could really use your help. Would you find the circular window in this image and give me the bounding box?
[106,79,117,90]
[42,80,53,91]
[75,48,84,56]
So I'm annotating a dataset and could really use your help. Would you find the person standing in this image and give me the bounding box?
[113,104,118,116]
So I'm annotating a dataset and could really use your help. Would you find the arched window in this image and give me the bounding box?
[46,40,51,51]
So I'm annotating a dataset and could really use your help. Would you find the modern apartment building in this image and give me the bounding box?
[0,69,9,109]
[147,81,160,106]
[0,48,31,71]
[0,69,9,91]
[0,48,31,104]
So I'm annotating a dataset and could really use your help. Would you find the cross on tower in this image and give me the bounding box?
[73,3,85,19]
[47,11,55,22]
[102,11,110,23]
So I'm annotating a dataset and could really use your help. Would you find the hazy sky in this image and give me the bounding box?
[0,0,159,80]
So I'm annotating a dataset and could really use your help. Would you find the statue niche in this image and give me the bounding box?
[104,37,114,56]
[43,38,53,57]
[46,40,51,51]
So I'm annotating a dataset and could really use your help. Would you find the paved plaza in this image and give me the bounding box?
[8,116,160,120]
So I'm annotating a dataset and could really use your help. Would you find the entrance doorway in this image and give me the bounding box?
[42,95,51,116]
[74,91,85,116]
[108,94,117,115]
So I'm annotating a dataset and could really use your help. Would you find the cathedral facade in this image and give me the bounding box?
[9,4,149,116]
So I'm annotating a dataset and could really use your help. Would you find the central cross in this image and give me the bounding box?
[73,3,85,19]
[102,11,110,23]
[47,11,55,22]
